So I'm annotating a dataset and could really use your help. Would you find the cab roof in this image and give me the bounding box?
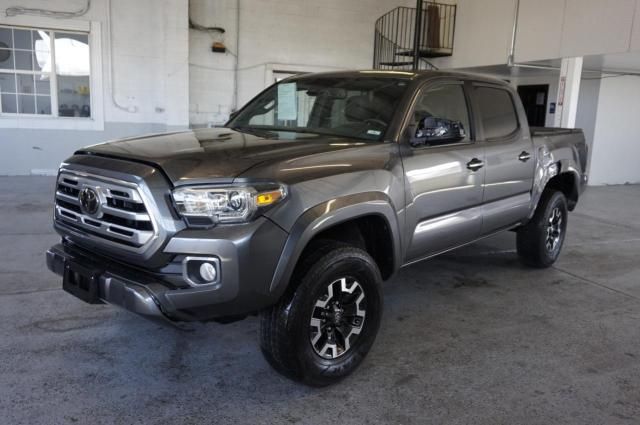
[289,69,508,87]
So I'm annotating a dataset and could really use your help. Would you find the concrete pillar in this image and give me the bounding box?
[554,57,583,128]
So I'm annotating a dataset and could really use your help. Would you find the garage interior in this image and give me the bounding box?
[1,0,640,423]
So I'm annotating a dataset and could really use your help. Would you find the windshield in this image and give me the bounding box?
[227,76,410,141]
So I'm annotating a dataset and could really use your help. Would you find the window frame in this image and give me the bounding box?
[402,78,476,150]
[471,83,522,143]
[0,25,91,118]
[228,76,411,142]
[0,18,103,131]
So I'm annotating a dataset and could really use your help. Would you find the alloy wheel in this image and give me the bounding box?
[546,206,563,252]
[309,277,366,359]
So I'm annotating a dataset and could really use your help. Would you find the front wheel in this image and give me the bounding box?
[259,242,383,386]
[517,190,568,268]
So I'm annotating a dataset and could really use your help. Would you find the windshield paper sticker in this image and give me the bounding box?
[367,129,382,136]
[277,83,297,121]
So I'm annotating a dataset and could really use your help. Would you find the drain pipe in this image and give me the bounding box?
[5,0,91,18]
[507,0,520,67]
[107,0,137,112]
[232,0,240,111]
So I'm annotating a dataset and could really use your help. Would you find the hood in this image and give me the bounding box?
[78,128,378,186]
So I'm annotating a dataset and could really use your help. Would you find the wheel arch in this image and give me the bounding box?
[530,148,583,218]
[546,168,580,211]
[268,192,402,298]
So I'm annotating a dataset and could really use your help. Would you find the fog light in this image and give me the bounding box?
[199,262,217,282]
[182,257,221,287]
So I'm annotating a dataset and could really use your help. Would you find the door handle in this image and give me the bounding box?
[518,151,531,162]
[466,158,484,172]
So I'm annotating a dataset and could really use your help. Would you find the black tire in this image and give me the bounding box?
[259,241,383,386]
[517,190,568,268]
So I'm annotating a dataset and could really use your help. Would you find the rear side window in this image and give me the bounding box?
[475,87,519,140]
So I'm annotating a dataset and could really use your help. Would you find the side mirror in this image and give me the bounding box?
[229,109,240,121]
[410,116,466,147]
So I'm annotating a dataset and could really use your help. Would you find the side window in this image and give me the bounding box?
[475,87,519,140]
[410,83,470,147]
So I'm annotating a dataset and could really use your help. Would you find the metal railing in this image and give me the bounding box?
[373,1,456,71]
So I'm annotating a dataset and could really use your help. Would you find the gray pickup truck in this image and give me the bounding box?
[46,70,588,386]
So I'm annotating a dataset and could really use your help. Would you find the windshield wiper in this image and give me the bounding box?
[270,127,321,135]
[268,127,379,142]
[267,127,345,138]
[230,126,279,139]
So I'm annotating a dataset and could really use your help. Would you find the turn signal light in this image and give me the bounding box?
[256,189,285,207]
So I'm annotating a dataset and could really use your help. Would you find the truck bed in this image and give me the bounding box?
[530,126,588,195]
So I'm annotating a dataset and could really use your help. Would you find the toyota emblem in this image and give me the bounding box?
[79,187,100,215]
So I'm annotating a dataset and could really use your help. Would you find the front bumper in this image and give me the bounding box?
[47,243,174,323]
[47,217,289,322]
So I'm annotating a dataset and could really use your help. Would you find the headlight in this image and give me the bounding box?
[172,185,286,224]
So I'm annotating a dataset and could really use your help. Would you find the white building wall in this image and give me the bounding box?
[513,0,637,62]
[0,0,190,175]
[513,0,564,63]
[434,0,640,68]
[559,0,635,59]
[433,0,640,185]
[189,0,418,127]
[574,77,601,173]
[434,0,516,69]
[2,0,639,185]
[589,76,640,185]
[189,0,237,126]
[2,0,420,173]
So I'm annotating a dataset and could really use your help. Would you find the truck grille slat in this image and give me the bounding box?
[62,178,79,186]
[56,191,80,204]
[57,184,80,197]
[106,197,147,213]
[54,171,158,251]
[101,204,151,222]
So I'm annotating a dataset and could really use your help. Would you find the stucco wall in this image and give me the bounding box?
[0,0,189,174]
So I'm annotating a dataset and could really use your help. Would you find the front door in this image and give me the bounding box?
[401,80,486,263]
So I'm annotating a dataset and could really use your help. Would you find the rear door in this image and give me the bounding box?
[471,83,535,235]
[401,80,486,263]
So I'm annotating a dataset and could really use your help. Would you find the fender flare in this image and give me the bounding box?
[268,192,403,297]
[557,159,582,204]
[530,147,582,218]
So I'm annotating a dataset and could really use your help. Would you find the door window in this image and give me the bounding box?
[475,87,519,140]
[410,84,471,147]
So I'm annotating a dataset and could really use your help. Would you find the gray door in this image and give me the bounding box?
[472,84,535,235]
[401,81,485,263]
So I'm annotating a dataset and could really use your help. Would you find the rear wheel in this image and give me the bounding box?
[259,242,383,386]
[517,190,568,268]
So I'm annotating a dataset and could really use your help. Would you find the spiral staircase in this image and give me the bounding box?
[373,1,457,71]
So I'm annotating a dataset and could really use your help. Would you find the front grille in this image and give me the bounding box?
[54,171,158,251]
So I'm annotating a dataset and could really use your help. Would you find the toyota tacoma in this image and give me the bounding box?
[46,70,588,386]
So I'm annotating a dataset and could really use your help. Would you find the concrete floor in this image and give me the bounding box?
[1,177,640,425]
